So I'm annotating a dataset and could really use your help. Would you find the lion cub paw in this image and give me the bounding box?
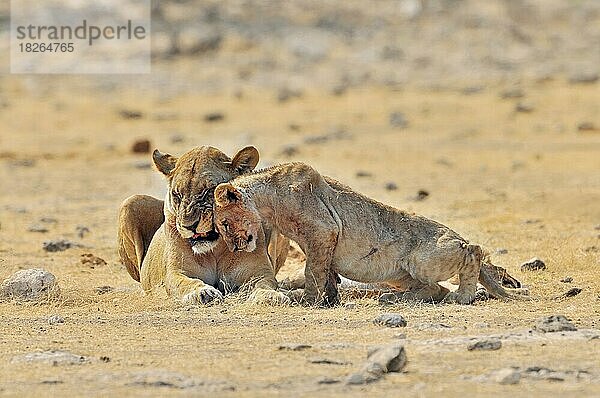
[182,284,224,305]
[443,290,475,305]
[249,288,291,306]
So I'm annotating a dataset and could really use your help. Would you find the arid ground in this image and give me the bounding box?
[1,0,599,396]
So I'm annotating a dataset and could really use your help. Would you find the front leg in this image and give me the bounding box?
[165,269,223,305]
[303,242,339,307]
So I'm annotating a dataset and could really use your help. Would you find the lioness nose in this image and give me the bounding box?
[184,220,199,232]
[247,234,253,243]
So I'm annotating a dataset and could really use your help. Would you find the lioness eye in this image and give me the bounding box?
[221,220,228,230]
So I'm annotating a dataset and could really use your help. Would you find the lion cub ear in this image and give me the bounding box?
[153,149,177,176]
[230,146,259,174]
[214,183,242,207]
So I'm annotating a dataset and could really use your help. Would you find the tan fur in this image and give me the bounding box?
[213,162,530,305]
[117,146,290,305]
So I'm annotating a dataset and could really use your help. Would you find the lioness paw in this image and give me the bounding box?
[443,290,475,305]
[182,284,224,305]
[249,288,291,306]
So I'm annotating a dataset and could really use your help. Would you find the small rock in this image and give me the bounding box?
[385,182,398,191]
[12,350,88,365]
[40,217,58,224]
[373,313,407,328]
[461,86,483,95]
[99,356,111,363]
[411,189,429,201]
[278,343,311,351]
[28,224,48,233]
[0,269,60,301]
[279,144,299,158]
[378,292,399,305]
[554,287,582,300]
[48,315,65,325]
[43,239,80,252]
[468,339,502,351]
[132,160,152,169]
[204,112,225,123]
[496,248,509,255]
[533,315,577,333]
[177,28,222,55]
[95,285,114,295]
[560,276,573,283]
[277,87,303,103]
[317,377,341,384]
[568,72,598,84]
[515,102,534,113]
[304,135,329,145]
[119,110,143,120]
[355,170,373,178]
[499,88,524,99]
[393,333,407,339]
[491,368,521,385]
[309,358,349,365]
[346,344,407,385]
[80,253,107,268]
[170,134,185,143]
[520,257,546,272]
[577,122,597,132]
[344,302,356,310]
[389,112,408,129]
[76,225,90,239]
[131,139,151,154]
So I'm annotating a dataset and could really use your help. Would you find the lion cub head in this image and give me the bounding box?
[213,183,261,253]
[153,146,259,254]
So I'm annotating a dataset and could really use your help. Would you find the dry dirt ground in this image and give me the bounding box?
[0,76,599,396]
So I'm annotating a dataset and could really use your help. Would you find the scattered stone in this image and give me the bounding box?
[28,224,48,233]
[385,182,398,191]
[389,112,409,128]
[278,343,311,351]
[346,344,407,385]
[410,189,429,201]
[40,217,58,224]
[48,315,65,325]
[0,269,60,301]
[100,356,111,363]
[373,313,407,328]
[76,225,90,239]
[81,253,107,268]
[490,368,521,385]
[128,370,198,389]
[344,302,356,310]
[560,276,573,283]
[533,315,577,333]
[95,286,114,295]
[355,170,373,178]
[568,72,598,85]
[177,28,222,55]
[43,239,80,252]
[317,377,341,384]
[499,88,524,99]
[554,287,582,300]
[288,123,301,131]
[468,339,502,351]
[393,333,407,339]
[515,102,534,113]
[279,144,299,158]
[119,110,143,120]
[277,87,303,103]
[131,139,151,154]
[461,86,483,95]
[577,122,597,132]
[204,112,225,123]
[309,357,350,365]
[520,257,546,272]
[10,158,36,167]
[12,350,88,365]
[416,323,452,331]
[495,248,508,255]
[584,246,599,253]
[170,134,185,144]
[521,366,582,382]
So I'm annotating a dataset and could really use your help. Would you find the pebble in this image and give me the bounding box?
[411,189,429,201]
[48,315,65,325]
[119,110,143,120]
[27,224,48,233]
[533,315,577,333]
[384,182,398,191]
[279,144,299,158]
[346,344,407,385]
[520,257,546,272]
[131,139,151,154]
[278,343,311,351]
[560,276,573,283]
[95,286,114,295]
[389,112,409,128]
[76,225,90,238]
[204,112,225,122]
[277,87,303,103]
[496,248,509,255]
[577,122,597,132]
[491,368,521,385]
[499,88,524,99]
[373,313,407,328]
[568,72,598,84]
[43,239,80,252]
[0,269,60,301]
[554,287,582,299]
[80,253,107,268]
[467,339,502,351]
[515,102,534,113]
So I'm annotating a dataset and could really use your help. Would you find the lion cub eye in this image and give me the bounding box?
[220,220,229,231]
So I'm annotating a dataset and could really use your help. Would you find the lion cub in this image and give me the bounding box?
[213,162,529,306]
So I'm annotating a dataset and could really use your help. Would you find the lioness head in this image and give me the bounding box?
[213,183,261,253]
[153,146,259,254]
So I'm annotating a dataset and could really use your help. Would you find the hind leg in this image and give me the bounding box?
[382,272,449,303]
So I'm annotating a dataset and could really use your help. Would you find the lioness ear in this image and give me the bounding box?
[153,149,177,176]
[214,183,242,207]
[230,146,259,174]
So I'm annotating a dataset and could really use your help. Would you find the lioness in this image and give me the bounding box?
[117,146,290,305]
[212,162,530,305]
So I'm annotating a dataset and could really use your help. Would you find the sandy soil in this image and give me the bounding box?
[0,74,598,396]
